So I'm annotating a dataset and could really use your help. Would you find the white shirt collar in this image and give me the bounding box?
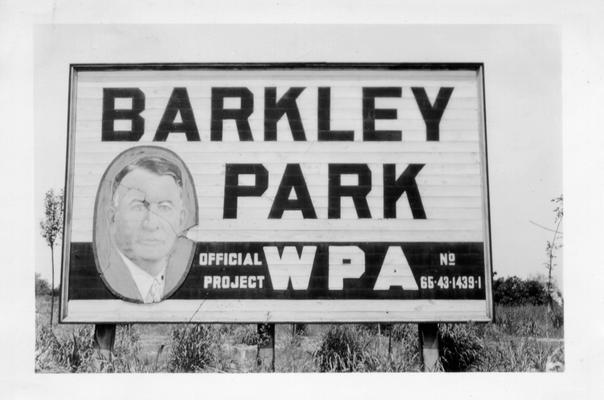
[117,250,166,302]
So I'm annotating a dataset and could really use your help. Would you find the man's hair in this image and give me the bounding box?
[112,156,184,205]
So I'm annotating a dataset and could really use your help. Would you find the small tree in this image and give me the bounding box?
[545,195,563,304]
[542,195,563,337]
[40,189,64,327]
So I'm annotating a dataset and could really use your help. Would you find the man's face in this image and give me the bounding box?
[109,168,185,270]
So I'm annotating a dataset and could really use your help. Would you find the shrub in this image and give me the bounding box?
[438,324,483,371]
[493,276,548,306]
[168,325,216,372]
[313,325,379,372]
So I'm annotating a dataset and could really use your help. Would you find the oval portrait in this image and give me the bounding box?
[93,146,198,303]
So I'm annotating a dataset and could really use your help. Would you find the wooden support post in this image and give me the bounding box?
[256,323,275,372]
[418,323,440,372]
[94,324,116,361]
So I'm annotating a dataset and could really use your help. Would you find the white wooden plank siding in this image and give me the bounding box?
[70,69,485,244]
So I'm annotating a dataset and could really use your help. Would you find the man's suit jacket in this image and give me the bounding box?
[98,237,195,303]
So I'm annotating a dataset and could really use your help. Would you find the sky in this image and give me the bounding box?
[33,24,562,289]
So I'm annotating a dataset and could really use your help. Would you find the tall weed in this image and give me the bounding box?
[478,338,564,372]
[81,324,146,372]
[36,324,147,373]
[495,305,563,337]
[313,325,380,372]
[439,324,483,371]
[168,325,217,372]
[35,325,95,372]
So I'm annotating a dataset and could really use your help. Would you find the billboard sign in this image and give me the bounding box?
[61,63,492,323]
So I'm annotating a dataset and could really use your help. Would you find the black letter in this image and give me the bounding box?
[318,87,354,141]
[411,87,453,141]
[154,87,200,141]
[264,87,306,141]
[268,164,317,219]
[211,88,254,141]
[102,88,145,141]
[223,164,268,218]
[328,164,372,219]
[383,164,426,219]
[362,87,401,141]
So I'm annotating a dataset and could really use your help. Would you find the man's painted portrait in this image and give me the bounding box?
[93,146,198,303]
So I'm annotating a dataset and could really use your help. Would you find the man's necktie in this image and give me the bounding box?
[146,278,163,303]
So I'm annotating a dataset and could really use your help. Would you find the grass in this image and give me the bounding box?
[168,325,217,372]
[35,295,563,373]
